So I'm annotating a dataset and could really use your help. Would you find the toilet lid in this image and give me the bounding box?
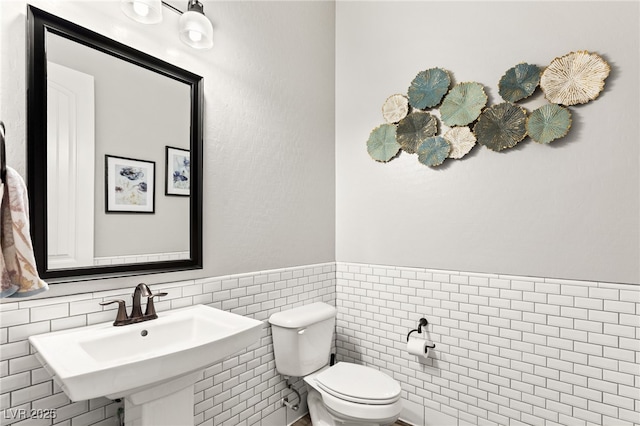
[315,363,401,405]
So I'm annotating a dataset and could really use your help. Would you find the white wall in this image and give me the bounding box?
[335,1,640,285]
[0,0,336,296]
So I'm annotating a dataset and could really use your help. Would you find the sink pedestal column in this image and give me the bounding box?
[123,371,201,426]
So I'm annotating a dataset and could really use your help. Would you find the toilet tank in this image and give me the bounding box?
[268,302,336,377]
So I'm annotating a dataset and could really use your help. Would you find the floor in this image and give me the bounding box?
[292,414,411,426]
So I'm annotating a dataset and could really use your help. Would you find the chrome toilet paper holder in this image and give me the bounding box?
[406,317,436,348]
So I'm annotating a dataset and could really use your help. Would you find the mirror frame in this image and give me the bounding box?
[27,5,203,282]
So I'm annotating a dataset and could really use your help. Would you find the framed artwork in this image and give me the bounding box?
[165,146,190,196]
[105,155,155,213]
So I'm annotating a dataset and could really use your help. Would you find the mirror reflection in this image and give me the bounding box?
[28,6,203,281]
[46,31,190,269]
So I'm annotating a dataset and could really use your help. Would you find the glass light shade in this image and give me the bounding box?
[121,0,163,24]
[179,10,213,49]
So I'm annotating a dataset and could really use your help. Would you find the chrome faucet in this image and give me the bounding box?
[100,283,167,326]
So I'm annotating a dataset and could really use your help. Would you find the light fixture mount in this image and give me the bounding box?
[186,0,205,14]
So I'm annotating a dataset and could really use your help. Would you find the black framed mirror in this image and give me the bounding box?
[27,5,203,282]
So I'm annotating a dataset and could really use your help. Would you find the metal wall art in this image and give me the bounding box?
[498,63,541,103]
[367,124,401,162]
[526,104,572,144]
[366,50,610,167]
[440,82,488,127]
[397,112,438,154]
[382,94,410,124]
[444,127,476,159]
[408,68,451,110]
[474,103,528,152]
[540,51,610,106]
[417,136,450,167]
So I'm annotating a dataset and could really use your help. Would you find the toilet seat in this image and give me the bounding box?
[307,387,402,425]
[314,363,401,405]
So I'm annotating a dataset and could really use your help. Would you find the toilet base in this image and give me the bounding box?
[307,388,398,426]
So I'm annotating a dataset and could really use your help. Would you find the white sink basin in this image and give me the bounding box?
[29,305,263,402]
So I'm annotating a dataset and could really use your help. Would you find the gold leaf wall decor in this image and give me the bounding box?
[474,103,527,152]
[367,50,610,167]
[382,94,410,124]
[396,111,438,154]
[540,51,610,106]
[445,127,477,159]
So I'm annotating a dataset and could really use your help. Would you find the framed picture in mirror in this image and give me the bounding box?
[105,155,156,213]
[165,146,190,196]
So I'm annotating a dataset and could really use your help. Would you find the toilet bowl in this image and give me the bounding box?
[268,302,403,426]
[304,364,402,426]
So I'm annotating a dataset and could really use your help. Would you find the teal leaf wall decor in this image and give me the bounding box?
[526,104,572,144]
[367,50,609,168]
[396,111,438,154]
[408,68,451,110]
[498,63,541,103]
[474,103,527,151]
[366,124,401,162]
[417,136,451,167]
[440,82,488,126]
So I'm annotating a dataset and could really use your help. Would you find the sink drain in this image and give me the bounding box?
[140,330,148,337]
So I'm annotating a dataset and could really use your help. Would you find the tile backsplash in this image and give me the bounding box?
[0,263,335,426]
[1,261,638,426]
[335,262,640,426]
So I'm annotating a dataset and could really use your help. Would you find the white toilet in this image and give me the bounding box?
[268,302,402,426]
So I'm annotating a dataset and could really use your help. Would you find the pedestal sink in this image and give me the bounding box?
[29,304,263,426]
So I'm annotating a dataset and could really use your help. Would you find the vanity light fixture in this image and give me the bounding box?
[121,0,163,24]
[120,0,214,50]
[178,0,214,50]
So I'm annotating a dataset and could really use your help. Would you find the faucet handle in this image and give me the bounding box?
[144,292,168,318]
[99,299,129,326]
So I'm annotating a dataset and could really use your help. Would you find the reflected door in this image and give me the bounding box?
[46,61,95,268]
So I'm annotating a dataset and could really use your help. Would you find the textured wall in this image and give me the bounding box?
[336,262,640,426]
[0,0,336,296]
[335,1,640,284]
